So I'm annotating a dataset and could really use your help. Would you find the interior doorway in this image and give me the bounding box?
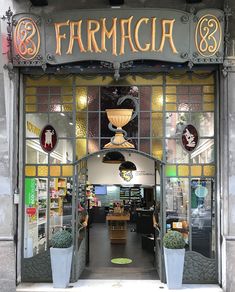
[72,149,163,281]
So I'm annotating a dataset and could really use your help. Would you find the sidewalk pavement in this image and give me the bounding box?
[17,280,223,292]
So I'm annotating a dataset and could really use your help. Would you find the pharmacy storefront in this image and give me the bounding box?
[12,8,224,284]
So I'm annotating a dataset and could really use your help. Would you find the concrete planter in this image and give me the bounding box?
[50,246,73,288]
[164,247,185,289]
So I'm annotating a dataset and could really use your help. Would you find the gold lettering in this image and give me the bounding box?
[158,19,178,53]
[27,121,41,136]
[134,18,150,52]
[151,17,156,52]
[66,21,86,54]
[55,20,70,55]
[120,16,138,55]
[101,18,117,56]
[87,20,102,53]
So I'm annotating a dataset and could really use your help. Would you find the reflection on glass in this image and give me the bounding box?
[191,178,215,258]
[49,177,73,240]
[165,178,189,246]
[190,139,214,164]
[26,140,48,164]
[191,113,214,137]
[165,139,189,163]
[76,113,87,137]
[50,113,74,138]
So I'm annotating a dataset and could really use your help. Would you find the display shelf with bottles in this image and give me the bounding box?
[120,187,141,203]
[37,178,47,227]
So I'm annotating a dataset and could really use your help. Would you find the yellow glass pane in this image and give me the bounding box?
[166,95,177,103]
[152,139,163,160]
[25,105,37,112]
[203,85,214,93]
[76,87,87,111]
[191,165,202,176]
[25,165,36,176]
[62,87,73,95]
[165,104,177,111]
[62,95,73,103]
[152,113,163,137]
[25,96,37,104]
[25,76,73,86]
[166,73,214,85]
[166,86,176,94]
[203,103,214,111]
[76,113,87,137]
[62,104,73,112]
[76,139,87,159]
[204,165,215,176]
[50,166,61,176]
[203,94,214,102]
[178,165,189,176]
[25,87,36,95]
[38,166,48,176]
[152,86,163,111]
[62,165,73,176]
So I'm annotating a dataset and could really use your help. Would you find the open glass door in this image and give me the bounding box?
[72,159,88,281]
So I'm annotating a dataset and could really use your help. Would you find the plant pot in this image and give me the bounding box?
[50,245,73,288]
[164,247,185,289]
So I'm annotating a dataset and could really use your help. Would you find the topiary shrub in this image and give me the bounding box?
[163,230,185,249]
[51,229,73,248]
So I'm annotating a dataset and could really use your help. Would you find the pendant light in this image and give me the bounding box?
[119,161,137,171]
[102,151,125,164]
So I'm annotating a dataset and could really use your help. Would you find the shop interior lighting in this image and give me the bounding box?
[119,161,137,171]
[102,151,125,164]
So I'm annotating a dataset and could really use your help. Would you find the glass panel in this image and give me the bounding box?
[37,104,48,112]
[50,113,74,138]
[49,104,62,112]
[37,95,48,104]
[76,87,88,111]
[25,88,36,95]
[165,178,189,246]
[165,165,177,177]
[152,139,163,160]
[203,165,215,177]
[191,178,215,258]
[76,112,87,137]
[190,104,202,111]
[152,113,163,137]
[190,139,214,163]
[76,139,87,160]
[25,96,37,104]
[166,95,176,103]
[203,103,214,111]
[166,73,214,85]
[140,139,150,154]
[165,139,189,163]
[88,139,99,154]
[37,87,49,94]
[178,165,189,176]
[49,177,73,240]
[166,104,177,111]
[152,86,163,111]
[203,85,214,93]
[88,112,99,137]
[165,113,189,138]
[177,103,190,111]
[62,95,73,103]
[189,86,202,94]
[50,87,61,94]
[50,139,73,164]
[191,113,214,137]
[62,166,73,176]
[140,87,151,111]
[50,166,61,176]
[25,165,36,176]
[177,86,189,94]
[62,104,73,112]
[26,105,37,112]
[24,177,48,257]
[26,114,47,138]
[62,87,73,95]
[190,165,202,176]
[166,86,176,94]
[178,95,189,103]
[88,87,99,111]
[26,140,48,164]
[190,95,202,103]
[203,94,214,102]
[38,166,48,176]
[50,95,61,104]
[140,112,150,137]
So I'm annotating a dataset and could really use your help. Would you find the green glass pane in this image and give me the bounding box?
[166,165,177,177]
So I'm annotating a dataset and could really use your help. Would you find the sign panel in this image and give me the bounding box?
[181,124,199,153]
[25,178,36,206]
[12,8,224,66]
[40,125,57,153]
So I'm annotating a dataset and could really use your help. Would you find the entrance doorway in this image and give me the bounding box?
[72,149,164,281]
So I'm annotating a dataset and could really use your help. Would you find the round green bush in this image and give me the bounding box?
[51,230,73,248]
[163,230,185,249]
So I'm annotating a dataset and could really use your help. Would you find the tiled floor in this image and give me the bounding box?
[17,280,223,292]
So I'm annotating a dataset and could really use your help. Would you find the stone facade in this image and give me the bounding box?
[1,0,235,291]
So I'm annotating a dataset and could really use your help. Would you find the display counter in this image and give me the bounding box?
[106,213,130,244]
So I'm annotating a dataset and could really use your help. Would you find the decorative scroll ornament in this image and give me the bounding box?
[14,17,41,60]
[40,125,57,153]
[181,124,199,153]
[195,14,222,57]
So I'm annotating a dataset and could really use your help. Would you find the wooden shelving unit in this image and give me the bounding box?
[106,213,130,244]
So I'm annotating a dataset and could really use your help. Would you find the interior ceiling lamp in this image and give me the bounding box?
[102,151,125,164]
[119,161,137,171]
[109,0,124,6]
[30,0,48,6]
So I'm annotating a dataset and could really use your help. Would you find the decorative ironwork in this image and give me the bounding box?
[195,14,222,58]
